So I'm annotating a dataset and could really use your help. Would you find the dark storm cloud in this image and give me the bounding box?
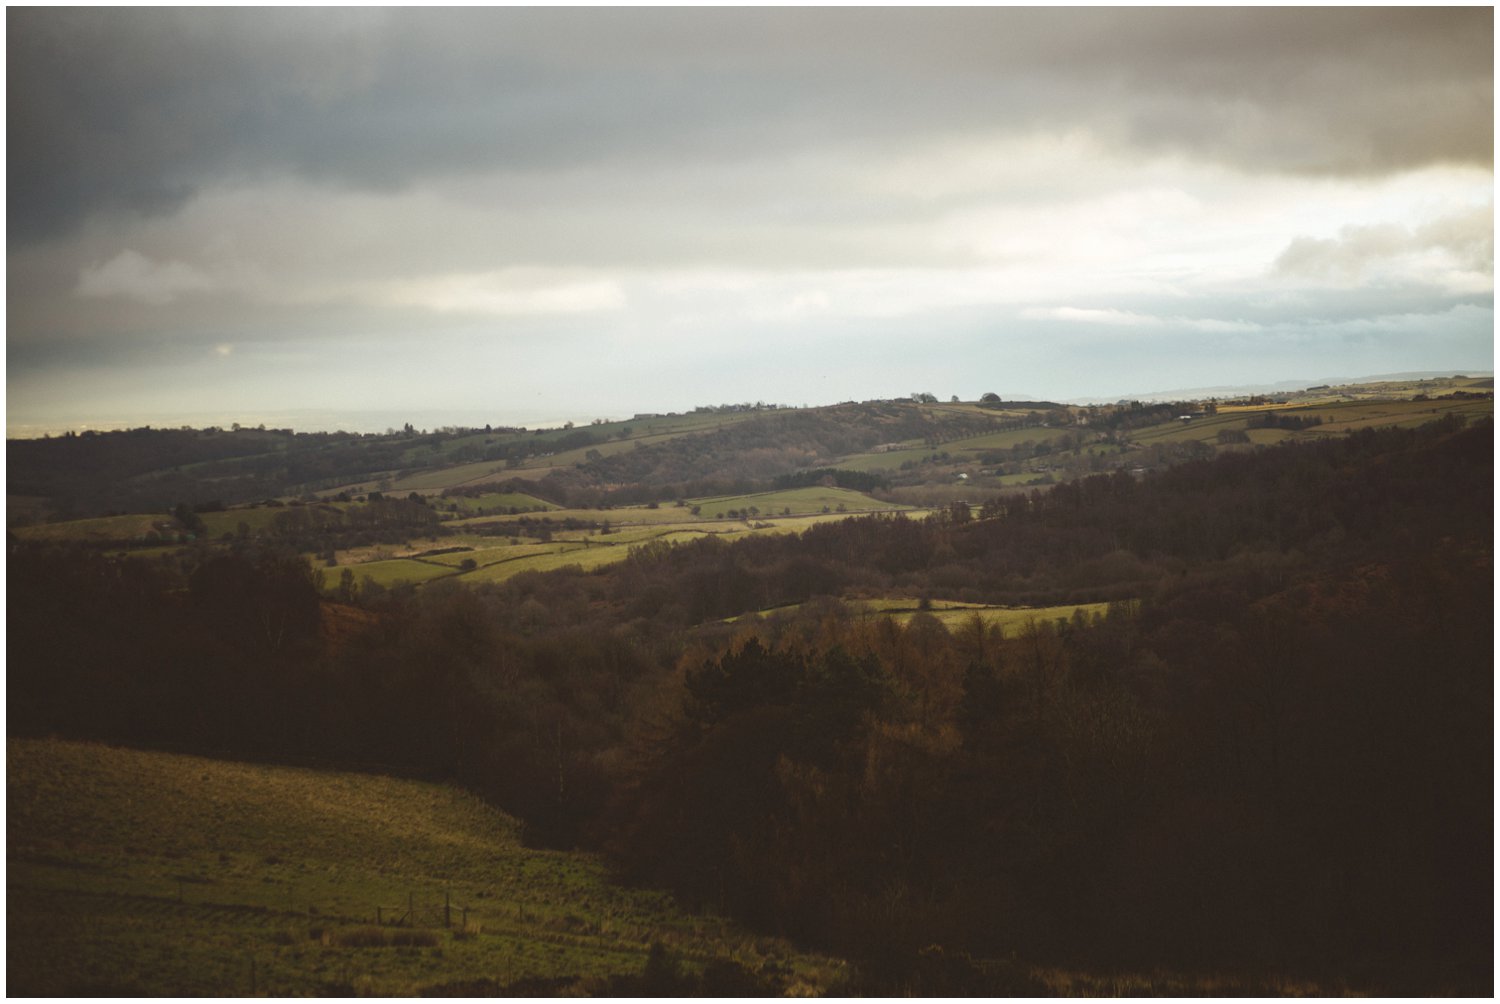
[9,7,1491,244]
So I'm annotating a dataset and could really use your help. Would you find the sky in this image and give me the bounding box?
[7,7,1494,434]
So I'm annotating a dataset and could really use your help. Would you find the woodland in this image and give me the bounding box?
[7,397,1494,994]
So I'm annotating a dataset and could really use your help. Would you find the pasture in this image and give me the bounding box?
[316,557,458,590]
[431,491,557,516]
[385,459,515,492]
[734,598,1114,632]
[6,738,845,996]
[446,505,693,531]
[1131,397,1491,447]
[687,485,901,518]
[316,510,927,591]
[197,504,338,537]
[833,426,1076,473]
[861,599,1115,632]
[10,513,169,544]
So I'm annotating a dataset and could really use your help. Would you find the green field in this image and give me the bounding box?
[447,489,903,533]
[448,506,694,530]
[7,738,845,996]
[385,460,515,492]
[862,599,1114,632]
[320,511,928,590]
[735,598,1114,632]
[458,542,639,582]
[409,543,525,568]
[1132,397,1491,447]
[197,504,342,537]
[687,486,899,518]
[317,557,459,590]
[433,491,556,515]
[10,513,170,543]
[834,426,1076,473]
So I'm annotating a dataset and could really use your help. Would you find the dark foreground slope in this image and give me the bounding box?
[7,738,841,995]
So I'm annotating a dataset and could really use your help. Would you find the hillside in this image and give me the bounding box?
[7,738,844,996]
[9,385,1489,601]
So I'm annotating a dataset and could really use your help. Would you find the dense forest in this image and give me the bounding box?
[8,416,1492,993]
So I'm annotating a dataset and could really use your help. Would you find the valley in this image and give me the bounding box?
[8,379,1493,995]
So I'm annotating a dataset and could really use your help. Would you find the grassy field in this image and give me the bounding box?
[316,511,934,591]
[446,490,904,533]
[859,599,1114,632]
[316,557,460,590]
[432,491,556,515]
[7,738,846,996]
[832,424,1079,473]
[446,505,698,530]
[197,504,340,537]
[688,486,902,518]
[1130,397,1491,447]
[733,598,1115,632]
[10,513,170,544]
[385,460,516,492]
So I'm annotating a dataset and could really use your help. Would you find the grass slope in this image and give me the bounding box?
[7,738,845,996]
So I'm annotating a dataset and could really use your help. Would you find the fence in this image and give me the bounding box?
[376,891,468,929]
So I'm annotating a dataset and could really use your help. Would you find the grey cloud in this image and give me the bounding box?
[1274,206,1495,280]
[9,8,1491,244]
[1415,206,1496,272]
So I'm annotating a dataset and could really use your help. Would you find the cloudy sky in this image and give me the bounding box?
[8,8,1493,434]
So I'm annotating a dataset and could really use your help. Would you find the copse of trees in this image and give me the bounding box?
[771,467,887,492]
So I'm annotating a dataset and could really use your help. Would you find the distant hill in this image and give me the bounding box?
[1089,371,1493,404]
[10,384,1491,533]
